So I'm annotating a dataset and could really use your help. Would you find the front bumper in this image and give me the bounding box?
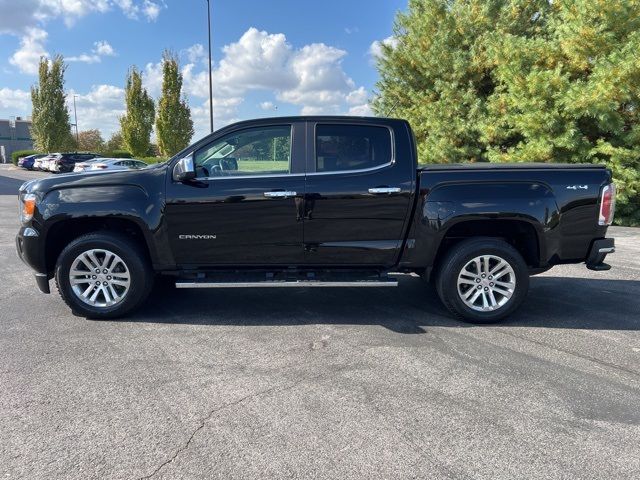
[16,226,50,293]
[586,238,615,271]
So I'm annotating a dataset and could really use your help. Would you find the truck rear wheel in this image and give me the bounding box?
[55,233,153,319]
[435,238,529,323]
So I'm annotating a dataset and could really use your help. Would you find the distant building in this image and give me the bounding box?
[0,117,34,163]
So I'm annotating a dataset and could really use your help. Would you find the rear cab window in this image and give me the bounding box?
[315,124,392,173]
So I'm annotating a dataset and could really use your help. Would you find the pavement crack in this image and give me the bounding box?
[137,380,305,479]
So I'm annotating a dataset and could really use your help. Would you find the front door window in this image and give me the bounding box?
[194,125,292,178]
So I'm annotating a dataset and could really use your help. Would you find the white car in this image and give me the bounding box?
[34,154,58,171]
[73,159,101,172]
[89,158,149,172]
[32,157,45,170]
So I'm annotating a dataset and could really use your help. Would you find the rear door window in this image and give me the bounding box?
[315,124,392,173]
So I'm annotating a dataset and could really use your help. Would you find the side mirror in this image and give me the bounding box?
[173,154,196,182]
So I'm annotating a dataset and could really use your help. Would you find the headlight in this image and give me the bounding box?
[20,193,37,223]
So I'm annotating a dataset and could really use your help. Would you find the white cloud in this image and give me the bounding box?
[182,43,205,64]
[215,28,294,95]
[1,26,376,144]
[369,35,398,59]
[346,86,368,105]
[203,27,369,116]
[190,97,243,141]
[94,40,116,56]
[345,86,371,116]
[69,84,126,137]
[0,83,126,137]
[9,27,48,75]
[67,53,100,64]
[142,60,164,97]
[2,1,162,75]
[348,103,373,116]
[113,0,163,21]
[276,43,354,110]
[168,27,375,133]
[67,40,116,64]
[142,0,161,21]
[113,0,137,19]
[0,88,31,111]
[0,0,163,34]
[0,0,116,33]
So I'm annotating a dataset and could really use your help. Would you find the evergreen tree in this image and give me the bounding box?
[30,55,75,152]
[373,0,640,225]
[155,51,194,157]
[120,67,155,157]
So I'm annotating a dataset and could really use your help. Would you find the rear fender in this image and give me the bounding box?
[399,182,559,268]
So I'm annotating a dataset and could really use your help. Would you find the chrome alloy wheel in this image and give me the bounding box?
[456,255,516,312]
[69,249,131,308]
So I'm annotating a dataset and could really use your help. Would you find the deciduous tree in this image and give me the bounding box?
[155,51,194,157]
[76,129,104,152]
[104,131,124,152]
[120,67,155,157]
[30,55,75,152]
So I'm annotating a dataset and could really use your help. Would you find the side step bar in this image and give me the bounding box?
[176,279,398,288]
[175,271,399,289]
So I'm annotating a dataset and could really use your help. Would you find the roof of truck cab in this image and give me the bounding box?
[214,115,407,127]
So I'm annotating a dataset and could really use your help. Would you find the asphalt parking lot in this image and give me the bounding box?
[1,164,639,479]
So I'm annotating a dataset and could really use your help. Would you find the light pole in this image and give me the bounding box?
[206,0,214,133]
[72,94,79,148]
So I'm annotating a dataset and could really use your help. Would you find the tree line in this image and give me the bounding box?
[30,51,194,159]
[373,0,640,226]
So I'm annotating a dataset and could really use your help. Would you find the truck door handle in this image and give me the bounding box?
[263,191,297,198]
[368,187,401,194]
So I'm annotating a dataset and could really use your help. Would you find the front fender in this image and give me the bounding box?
[35,184,163,267]
[40,184,151,220]
[400,181,560,268]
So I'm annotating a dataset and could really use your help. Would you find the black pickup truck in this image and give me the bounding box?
[16,116,616,322]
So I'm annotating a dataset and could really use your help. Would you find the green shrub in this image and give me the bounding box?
[11,150,40,165]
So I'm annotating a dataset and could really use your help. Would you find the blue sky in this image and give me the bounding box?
[0,0,407,141]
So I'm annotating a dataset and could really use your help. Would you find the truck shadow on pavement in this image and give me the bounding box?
[125,275,640,333]
[0,175,26,195]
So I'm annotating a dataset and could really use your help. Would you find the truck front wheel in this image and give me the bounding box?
[435,238,529,323]
[55,233,153,319]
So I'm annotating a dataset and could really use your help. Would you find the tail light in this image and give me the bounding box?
[93,163,107,169]
[598,183,616,226]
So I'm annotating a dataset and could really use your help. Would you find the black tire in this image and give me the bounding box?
[55,232,153,319]
[435,238,529,324]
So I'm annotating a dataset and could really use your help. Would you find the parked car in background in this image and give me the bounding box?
[35,153,59,171]
[89,158,148,172]
[72,159,101,173]
[49,153,99,173]
[18,154,46,170]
